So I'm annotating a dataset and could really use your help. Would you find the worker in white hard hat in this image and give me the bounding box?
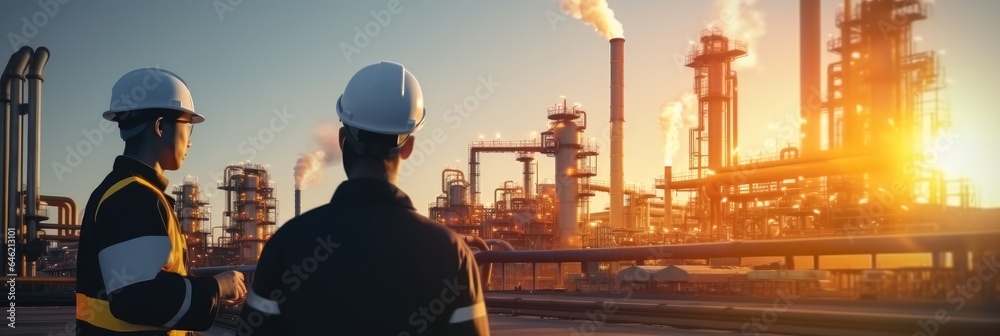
[238,61,490,335]
[76,68,247,336]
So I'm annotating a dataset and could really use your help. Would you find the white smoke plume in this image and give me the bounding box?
[707,0,766,71]
[559,0,625,39]
[293,122,342,190]
[294,151,324,190]
[660,93,698,167]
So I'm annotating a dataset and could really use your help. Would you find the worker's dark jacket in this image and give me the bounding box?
[76,156,220,335]
[237,178,490,335]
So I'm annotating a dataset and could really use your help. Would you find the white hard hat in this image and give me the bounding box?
[102,68,205,124]
[336,61,425,136]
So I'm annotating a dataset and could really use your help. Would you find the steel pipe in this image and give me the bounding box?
[26,47,49,250]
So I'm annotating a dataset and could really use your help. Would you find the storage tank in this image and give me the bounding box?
[449,183,467,206]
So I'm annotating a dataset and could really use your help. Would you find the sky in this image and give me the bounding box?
[3,0,999,239]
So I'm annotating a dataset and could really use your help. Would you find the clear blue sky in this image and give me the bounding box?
[3,0,998,236]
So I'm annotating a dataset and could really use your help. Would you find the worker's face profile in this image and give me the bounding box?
[173,119,195,139]
[155,117,193,170]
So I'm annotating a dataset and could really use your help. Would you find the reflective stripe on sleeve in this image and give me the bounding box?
[449,301,486,323]
[76,293,167,332]
[246,290,281,315]
[98,235,171,293]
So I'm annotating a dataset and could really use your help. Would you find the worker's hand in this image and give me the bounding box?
[214,270,247,302]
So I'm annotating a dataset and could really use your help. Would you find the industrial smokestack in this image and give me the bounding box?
[558,0,626,230]
[664,166,672,229]
[610,37,625,229]
[294,189,301,217]
[800,0,821,152]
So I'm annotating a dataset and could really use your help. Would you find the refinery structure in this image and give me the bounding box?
[423,0,993,292]
[430,0,980,252]
[2,0,996,302]
[170,163,280,267]
[2,159,282,274]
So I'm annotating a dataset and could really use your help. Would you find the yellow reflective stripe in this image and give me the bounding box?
[76,293,167,332]
[86,177,189,335]
[96,177,162,220]
[95,176,189,276]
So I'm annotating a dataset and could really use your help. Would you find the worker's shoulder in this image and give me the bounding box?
[396,210,470,254]
[91,174,163,209]
[265,202,340,243]
[406,210,458,236]
[274,202,461,246]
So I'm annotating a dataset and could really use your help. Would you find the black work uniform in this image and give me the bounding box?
[237,178,490,336]
[76,156,220,335]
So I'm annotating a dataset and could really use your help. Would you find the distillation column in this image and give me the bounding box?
[243,176,259,263]
[685,29,746,236]
[172,177,211,266]
[553,107,581,248]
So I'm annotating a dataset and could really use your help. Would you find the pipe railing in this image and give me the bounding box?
[474,230,1000,265]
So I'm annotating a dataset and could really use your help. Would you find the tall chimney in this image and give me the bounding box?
[664,166,672,229]
[294,189,301,217]
[800,0,821,152]
[609,37,625,229]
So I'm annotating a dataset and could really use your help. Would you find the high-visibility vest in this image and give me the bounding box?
[76,176,190,335]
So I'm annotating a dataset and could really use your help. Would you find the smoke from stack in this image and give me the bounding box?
[293,122,343,190]
[659,93,698,168]
[559,0,624,39]
[656,0,763,170]
[293,122,342,217]
[559,0,626,228]
[708,0,766,71]
[294,151,325,190]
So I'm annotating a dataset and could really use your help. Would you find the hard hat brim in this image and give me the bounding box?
[103,107,205,124]
[336,96,424,135]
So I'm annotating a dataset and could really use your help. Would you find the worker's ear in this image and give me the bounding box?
[399,135,415,160]
[153,117,165,138]
[339,127,346,151]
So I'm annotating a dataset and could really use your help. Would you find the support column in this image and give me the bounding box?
[501,263,506,291]
[532,262,537,291]
[932,252,945,269]
[979,252,996,303]
[953,251,969,272]
[557,262,563,288]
